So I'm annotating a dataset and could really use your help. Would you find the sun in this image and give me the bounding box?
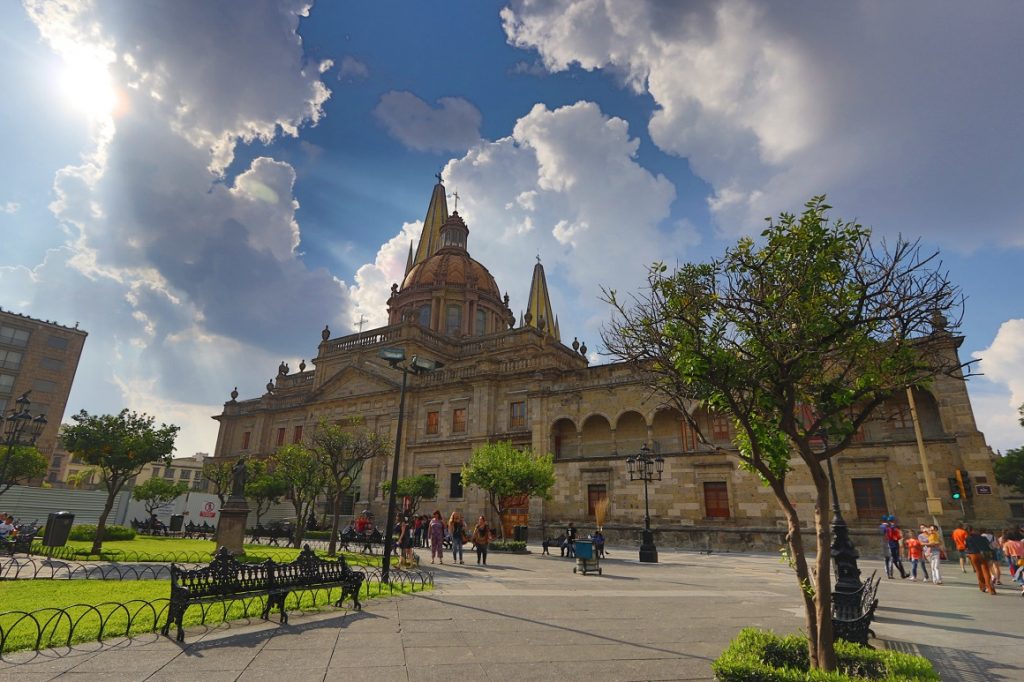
[56,48,117,121]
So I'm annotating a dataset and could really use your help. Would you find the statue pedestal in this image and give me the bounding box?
[216,496,250,556]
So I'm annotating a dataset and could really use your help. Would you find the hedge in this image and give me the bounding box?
[712,629,938,681]
[66,524,137,542]
[489,540,527,552]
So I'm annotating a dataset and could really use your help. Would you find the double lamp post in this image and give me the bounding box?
[378,348,442,583]
[1,392,48,488]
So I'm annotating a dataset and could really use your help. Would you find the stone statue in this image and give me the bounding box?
[231,457,248,498]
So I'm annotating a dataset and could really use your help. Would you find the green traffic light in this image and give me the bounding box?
[952,492,961,500]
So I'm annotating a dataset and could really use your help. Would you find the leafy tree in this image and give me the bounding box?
[307,418,389,555]
[66,467,98,489]
[602,197,965,671]
[0,445,48,495]
[61,410,179,554]
[245,459,289,527]
[381,474,440,518]
[994,446,1024,495]
[271,443,325,548]
[201,459,233,506]
[132,476,189,527]
[460,441,555,537]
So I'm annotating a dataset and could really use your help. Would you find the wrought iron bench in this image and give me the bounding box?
[338,528,385,554]
[161,545,364,642]
[832,570,880,646]
[248,523,292,546]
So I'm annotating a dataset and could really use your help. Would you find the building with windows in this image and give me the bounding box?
[211,181,1010,549]
[0,308,87,479]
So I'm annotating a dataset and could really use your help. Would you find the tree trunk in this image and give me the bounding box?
[808,461,837,671]
[769,477,819,669]
[291,498,304,548]
[328,493,341,556]
[92,484,119,554]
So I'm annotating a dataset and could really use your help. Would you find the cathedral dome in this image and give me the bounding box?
[401,249,501,298]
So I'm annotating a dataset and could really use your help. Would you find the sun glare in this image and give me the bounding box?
[56,49,117,121]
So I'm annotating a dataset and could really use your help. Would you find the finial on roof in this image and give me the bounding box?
[322,324,331,341]
[435,170,443,184]
[230,387,238,401]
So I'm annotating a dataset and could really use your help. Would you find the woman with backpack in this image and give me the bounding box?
[471,515,492,566]
[449,511,467,565]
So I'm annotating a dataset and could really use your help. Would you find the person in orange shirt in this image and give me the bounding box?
[951,522,970,573]
[905,533,926,581]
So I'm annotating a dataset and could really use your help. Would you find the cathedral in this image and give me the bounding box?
[212,181,1010,550]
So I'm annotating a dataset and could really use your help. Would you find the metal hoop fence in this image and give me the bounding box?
[0,568,432,657]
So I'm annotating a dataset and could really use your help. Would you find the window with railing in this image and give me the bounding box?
[509,401,527,429]
[710,414,730,441]
[179,470,191,480]
[164,467,175,478]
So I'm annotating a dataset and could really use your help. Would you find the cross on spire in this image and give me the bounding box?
[450,190,460,211]
[435,170,443,184]
[357,314,367,333]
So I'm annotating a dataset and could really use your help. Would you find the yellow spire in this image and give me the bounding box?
[412,178,449,266]
[525,256,560,342]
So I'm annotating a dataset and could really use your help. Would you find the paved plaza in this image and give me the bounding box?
[1,546,1021,681]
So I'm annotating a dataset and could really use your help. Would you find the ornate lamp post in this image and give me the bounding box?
[625,443,664,563]
[379,348,443,582]
[819,428,862,607]
[1,392,48,490]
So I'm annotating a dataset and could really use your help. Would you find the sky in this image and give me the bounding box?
[1,0,1022,459]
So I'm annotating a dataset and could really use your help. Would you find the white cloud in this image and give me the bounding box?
[373,91,482,153]
[349,221,422,330]
[338,55,369,80]
[19,1,346,453]
[1,201,19,214]
[973,319,1024,451]
[502,0,1024,247]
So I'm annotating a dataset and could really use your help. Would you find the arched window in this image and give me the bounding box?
[446,304,462,335]
[475,309,487,336]
[418,304,431,327]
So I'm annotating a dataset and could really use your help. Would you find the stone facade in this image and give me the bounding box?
[211,184,1011,549]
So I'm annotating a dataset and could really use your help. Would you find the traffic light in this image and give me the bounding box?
[954,469,968,501]
[948,476,961,500]
[961,471,973,498]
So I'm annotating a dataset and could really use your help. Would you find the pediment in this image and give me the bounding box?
[310,364,400,401]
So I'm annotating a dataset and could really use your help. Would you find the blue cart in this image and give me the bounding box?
[573,539,601,575]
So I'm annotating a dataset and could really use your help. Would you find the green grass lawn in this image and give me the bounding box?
[34,536,383,567]
[0,575,424,654]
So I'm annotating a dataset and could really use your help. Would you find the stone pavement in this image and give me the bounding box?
[1,546,1021,681]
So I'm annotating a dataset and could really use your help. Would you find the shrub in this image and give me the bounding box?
[67,524,136,542]
[489,540,527,552]
[303,530,331,540]
[712,628,938,681]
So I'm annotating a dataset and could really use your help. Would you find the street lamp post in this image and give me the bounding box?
[1,392,48,491]
[379,348,443,582]
[625,443,664,563]
[819,428,862,609]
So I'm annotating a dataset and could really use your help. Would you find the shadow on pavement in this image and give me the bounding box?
[873,614,1024,641]
[884,639,1023,682]
[179,609,382,655]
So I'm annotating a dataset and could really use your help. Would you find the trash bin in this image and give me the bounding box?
[42,511,75,547]
[514,525,529,542]
[169,514,184,533]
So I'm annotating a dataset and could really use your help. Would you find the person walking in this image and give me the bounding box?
[981,528,1002,585]
[428,510,445,564]
[449,511,467,564]
[1000,528,1024,596]
[951,522,970,573]
[925,524,944,585]
[471,515,492,565]
[886,521,909,579]
[965,526,996,595]
[915,525,931,582]
[879,516,895,578]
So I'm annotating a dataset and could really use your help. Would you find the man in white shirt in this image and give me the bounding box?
[0,514,15,538]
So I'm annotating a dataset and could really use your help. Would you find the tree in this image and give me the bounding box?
[460,441,556,537]
[271,443,325,548]
[307,419,390,555]
[381,474,440,518]
[994,447,1024,495]
[132,477,189,526]
[245,459,288,527]
[201,459,233,506]
[602,197,965,671]
[0,445,48,495]
[61,410,179,554]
